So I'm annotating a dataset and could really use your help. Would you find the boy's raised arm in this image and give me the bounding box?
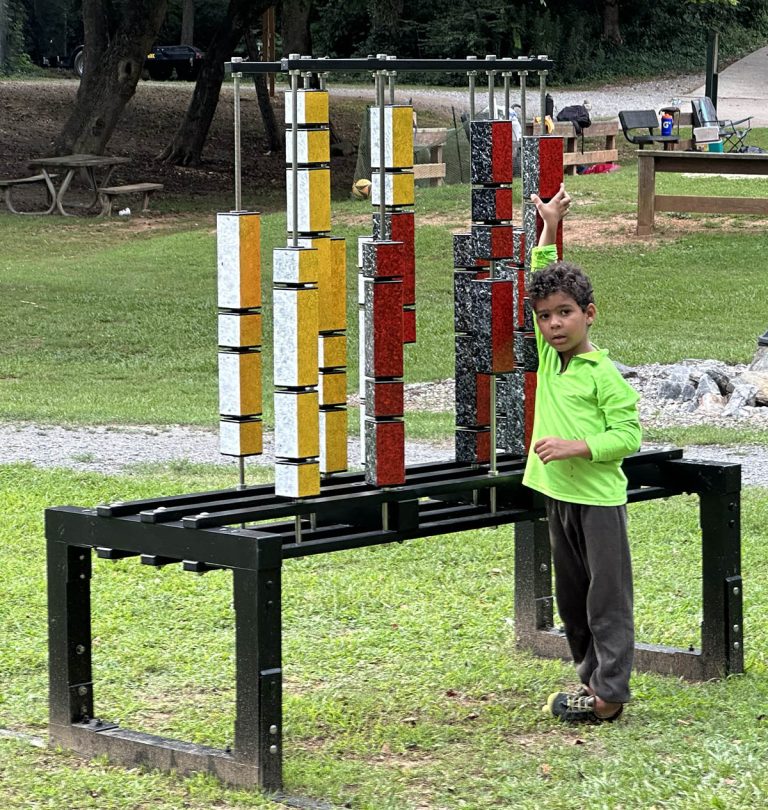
[531,183,571,248]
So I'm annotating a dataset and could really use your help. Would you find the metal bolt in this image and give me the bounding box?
[154,506,167,513]
[539,563,548,573]
[81,705,88,716]
[75,644,85,655]
[77,686,88,696]
[79,573,86,580]
[728,519,736,528]
[733,587,740,595]
[269,725,278,735]
[269,745,278,755]
[733,625,740,633]
[729,502,737,511]
[79,555,85,561]
[734,642,740,650]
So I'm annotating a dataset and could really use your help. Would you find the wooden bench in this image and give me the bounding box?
[526,120,619,175]
[636,150,768,235]
[0,173,56,214]
[97,182,164,216]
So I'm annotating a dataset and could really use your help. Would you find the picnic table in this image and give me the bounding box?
[637,150,768,235]
[27,154,130,216]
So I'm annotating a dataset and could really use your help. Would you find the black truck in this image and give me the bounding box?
[47,44,204,80]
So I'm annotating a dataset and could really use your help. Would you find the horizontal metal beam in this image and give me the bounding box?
[225,56,555,76]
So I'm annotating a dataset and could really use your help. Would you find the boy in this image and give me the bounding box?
[524,184,642,723]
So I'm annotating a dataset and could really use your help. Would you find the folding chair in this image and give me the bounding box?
[691,97,752,152]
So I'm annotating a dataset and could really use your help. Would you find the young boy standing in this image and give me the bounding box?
[523,184,642,723]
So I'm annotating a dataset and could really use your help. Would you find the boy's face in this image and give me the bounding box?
[533,291,596,362]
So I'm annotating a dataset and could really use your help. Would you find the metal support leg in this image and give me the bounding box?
[514,517,556,648]
[48,539,93,729]
[233,535,284,792]
[700,490,743,678]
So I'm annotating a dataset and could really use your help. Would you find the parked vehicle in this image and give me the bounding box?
[44,44,204,80]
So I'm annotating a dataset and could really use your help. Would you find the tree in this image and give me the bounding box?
[54,0,168,155]
[602,0,622,45]
[0,0,8,68]
[180,0,194,44]
[280,0,310,55]
[158,0,273,165]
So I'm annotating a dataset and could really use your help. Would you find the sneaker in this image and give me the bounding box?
[543,691,623,723]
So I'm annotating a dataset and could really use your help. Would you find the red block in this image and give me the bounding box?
[476,373,491,425]
[495,187,514,220]
[365,418,405,487]
[535,215,563,260]
[366,379,404,418]
[365,279,404,378]
[389,212,415,306]
[539,137,564,199]
[362,239,405,279]
[524,371,537,452]
[487,279,514,374]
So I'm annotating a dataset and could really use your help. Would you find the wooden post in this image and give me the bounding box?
[636,152,656,236]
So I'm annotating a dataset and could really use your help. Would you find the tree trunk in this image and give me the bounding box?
[602,0,622,46]
[280,0,311,55]
[54,0,168,155]
[158,0,272,165]
[244,27,281,153]
[0,0,8,68]
[180,0,194,45]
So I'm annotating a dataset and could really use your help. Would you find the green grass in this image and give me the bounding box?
[1,130,767,440]
[2,464,768,807]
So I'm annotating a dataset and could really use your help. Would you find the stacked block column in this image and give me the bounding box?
[217,212,264,460]
[453,120,516,463]
[360,104,415,487]
[274,88,334,498]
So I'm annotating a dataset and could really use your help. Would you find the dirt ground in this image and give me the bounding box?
[0,76,365,202]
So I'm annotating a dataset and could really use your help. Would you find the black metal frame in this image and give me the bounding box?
[46,448,742,794]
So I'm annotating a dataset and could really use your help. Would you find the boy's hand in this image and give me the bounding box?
[534,437,592,464]
[531,183,571,231]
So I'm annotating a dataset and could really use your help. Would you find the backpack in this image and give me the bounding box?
[556,105,592,136]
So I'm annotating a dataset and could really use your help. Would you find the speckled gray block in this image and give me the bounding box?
[453,232,474,269]
[496,369,525,456]
[514,331,539,373]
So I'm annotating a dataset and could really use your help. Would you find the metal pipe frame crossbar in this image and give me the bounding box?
[225,56,554,76]
[46,448,742,795]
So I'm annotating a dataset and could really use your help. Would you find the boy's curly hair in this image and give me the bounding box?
[528,261,594,312]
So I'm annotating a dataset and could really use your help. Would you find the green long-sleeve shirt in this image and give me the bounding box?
[522,245,642,506]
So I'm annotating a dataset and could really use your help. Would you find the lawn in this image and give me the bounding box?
[1,126,768,807]
[1,464,767,808]
[1,138,767,446]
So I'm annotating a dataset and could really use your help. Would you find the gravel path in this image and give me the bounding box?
[3,360,767,486]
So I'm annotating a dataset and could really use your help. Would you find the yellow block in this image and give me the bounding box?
[273,287,318,388]
[286,128,330,164]
[217,212,261,310]
[319,370,346,407]
[274,389,319,459]
[275,459,320,498]
[318,333,346,369]
[218,350,262,417]
[320,408,347,474]
[219,418,263,457]
[273,245,318,285]
[371,106,414,169]
[324,236,347,333]
[287,168,331,233]
[218,312,262,349]
[284,89,329,126]
[371,171,415,207]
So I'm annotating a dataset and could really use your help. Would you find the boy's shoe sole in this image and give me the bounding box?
[542,691,623,723]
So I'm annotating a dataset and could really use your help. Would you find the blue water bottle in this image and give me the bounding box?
[661,111,673,137]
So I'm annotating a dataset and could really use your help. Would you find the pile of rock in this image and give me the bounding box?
[625,347,768,420]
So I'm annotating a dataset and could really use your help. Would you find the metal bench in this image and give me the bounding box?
[97,182,164,216]
[0,173,57,214]
[619,110,679,150]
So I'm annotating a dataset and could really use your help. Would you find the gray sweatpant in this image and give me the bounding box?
[545,497,634,704]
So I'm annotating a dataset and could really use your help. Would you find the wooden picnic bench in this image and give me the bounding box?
[526,120,619,175]
[636,150,768,235]
[98,182,164,216]
[413,127,447,186]
[0,173,57,214]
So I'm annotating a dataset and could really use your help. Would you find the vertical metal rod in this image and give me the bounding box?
[238,457,246,489]
[294,514,302,543]
[381,502,389,531]
[486,55,495,118]
[539,70,548,135]
[519,71,528,134]
[232,57,243,211]
[387,55,396,104]
[290,60,300,248]
[503,73,511,119]
[376,61,387,237]
[319,71,327,91]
